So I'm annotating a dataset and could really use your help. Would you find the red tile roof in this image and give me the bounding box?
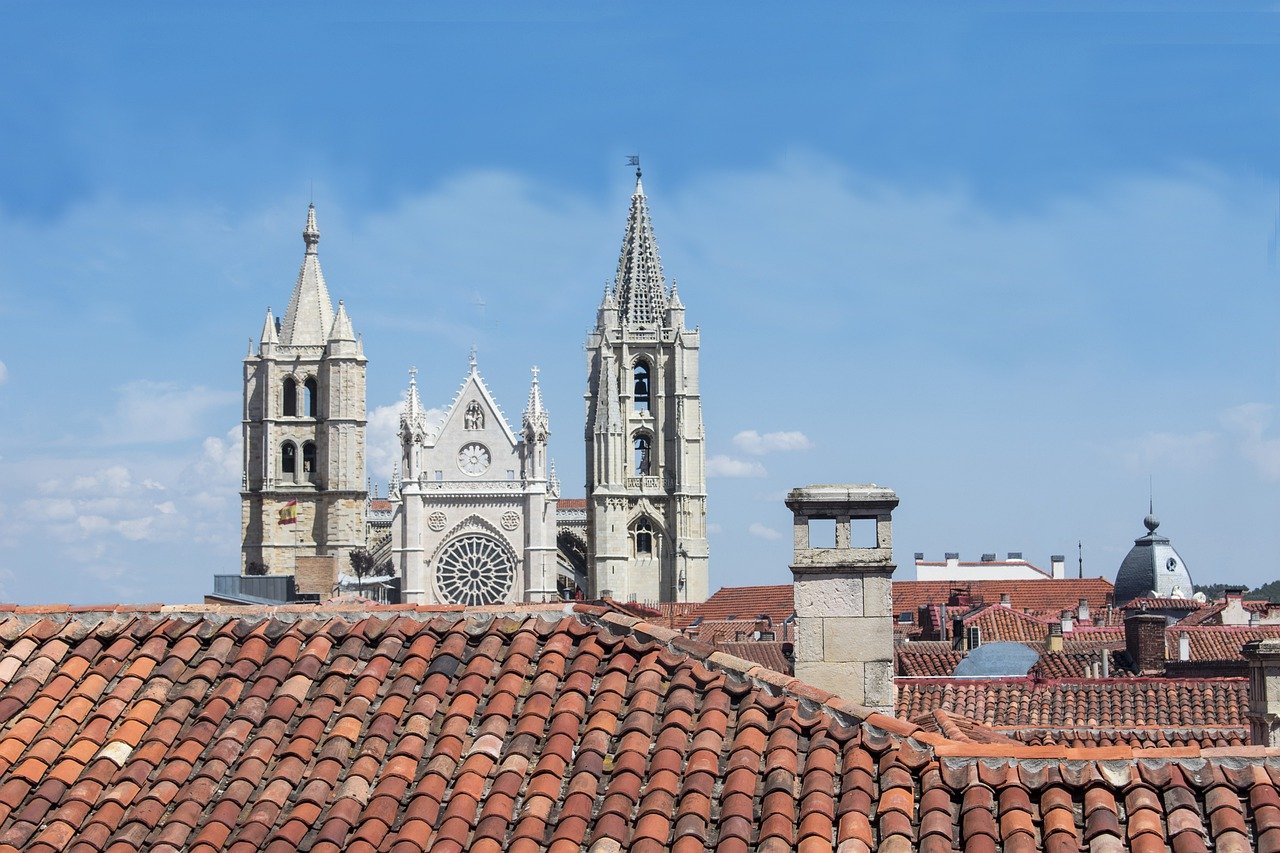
[895,642,965,677]
[1031,650,1124,679]
[962,604,1051,644]
[1124,597,1204,611]
[557,498,587,510]
[691,576,1116,630]
[897,676,1249,747]
[0,602,1278,851]
[717,641,792,674]
[1171,625,1280,661]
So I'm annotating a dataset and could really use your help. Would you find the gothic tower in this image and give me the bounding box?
[584,169,709,603]
[241,204,368,579]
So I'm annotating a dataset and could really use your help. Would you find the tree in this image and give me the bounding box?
[349,548,377,597]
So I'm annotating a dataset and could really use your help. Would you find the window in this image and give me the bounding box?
[281,442,297,476]
[302,441,317,479]
[633,433,652,476]
[282,377,297,417]
[633,361,651,411]
[434,470,443,481]
[634,517,653,555]
[304,378,318,418]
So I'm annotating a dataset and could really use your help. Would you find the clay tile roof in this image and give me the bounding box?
[1173,625,1280,661]
[962,604,1051,644]
[896,642,965,677]
[0,601,1277,851]
[689,577,1115,630]
[897,676,1249,747]
[557,498,587,510]
[1123,596,1203,611]
[717,641,792,673]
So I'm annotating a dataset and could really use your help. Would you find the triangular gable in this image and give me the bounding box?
[425,367,519,449]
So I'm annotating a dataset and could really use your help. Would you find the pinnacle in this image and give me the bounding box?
[328,300,355,341]
[280,203,335,346]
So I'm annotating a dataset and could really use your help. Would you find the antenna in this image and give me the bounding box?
[1078,540,1084,579]
[1149,474,1154,515]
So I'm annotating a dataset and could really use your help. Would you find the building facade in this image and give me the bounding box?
[240,204,368,579]
[584,170,709,603]
[391,358,559,605]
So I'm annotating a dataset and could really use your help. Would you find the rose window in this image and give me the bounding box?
[435,534,515,606]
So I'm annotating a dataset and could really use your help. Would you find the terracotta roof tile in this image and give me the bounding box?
[0,601,1275,851]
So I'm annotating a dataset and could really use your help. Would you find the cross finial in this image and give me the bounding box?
[531,365,540,381]
[469,344,477,370]
[408,365,418,383]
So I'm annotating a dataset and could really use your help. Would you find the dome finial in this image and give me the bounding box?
[1143,512,1160,534]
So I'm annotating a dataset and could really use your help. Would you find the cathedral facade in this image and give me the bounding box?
[390,359,560,605]
[240,205,368,577]
[584,171,710,603]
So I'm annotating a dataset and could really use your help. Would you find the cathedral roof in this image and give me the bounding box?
[429,354,519,449]
[280,203,336,347]
[614,171,668,328]
[1114,512,1195,606]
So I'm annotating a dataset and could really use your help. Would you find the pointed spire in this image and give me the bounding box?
[669,278,684,309]
[614,170,667,327]
[403,366,424,421]
[523,365,549,436]
[548,459,560,497]
[260,307,278,346]
[328,300,355,341]
[280,203,335,346]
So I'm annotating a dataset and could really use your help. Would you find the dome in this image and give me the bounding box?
[1113,512,1194,606]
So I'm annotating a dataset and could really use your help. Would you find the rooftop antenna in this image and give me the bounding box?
[1078,540,1084,579]
[309,179,314,205]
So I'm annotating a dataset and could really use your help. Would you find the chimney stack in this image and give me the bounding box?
[1178,632,1190,662]
[1000,593,1011,607]
[1244,639,1280,746]
[1050,555,1065,579]
[1124,611,1167,675]
[1046,622,1064,653]
[788,484,899,713]
[1077,598,1090,625]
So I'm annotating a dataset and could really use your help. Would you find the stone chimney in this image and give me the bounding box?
[1000,593,1011,607]
[1178,631,1190,662]
[788,483,899,713]
[1243,638,1280,746]
[1046,622,1064,653]
[1124,611,1167,675]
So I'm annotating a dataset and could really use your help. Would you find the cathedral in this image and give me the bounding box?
[238,169,709,604]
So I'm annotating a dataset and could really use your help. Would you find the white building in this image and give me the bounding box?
[391,357,559,605]
[913,552,1067,582]
[584,169,709,604]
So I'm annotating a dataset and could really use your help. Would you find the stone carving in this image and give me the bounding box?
[464,401,484,430]
[427,511,447,532]
[501,510,520,531]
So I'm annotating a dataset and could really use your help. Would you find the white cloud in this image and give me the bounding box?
[706,522,723,535]
[101,381,238,445]
[366,398,446,484]
[731,430,813,455]
[747,522,782,541]
[1123,430,1219,472]
[707,455,767,478]
[1222,403,1280,481]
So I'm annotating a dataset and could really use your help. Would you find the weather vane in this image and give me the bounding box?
[627,155,641,178]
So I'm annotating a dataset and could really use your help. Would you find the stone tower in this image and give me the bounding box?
[241,204,368,580]
[584,169,709,603]
[787,484,899,713]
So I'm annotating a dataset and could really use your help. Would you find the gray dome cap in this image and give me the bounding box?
[1114,512,1194,606]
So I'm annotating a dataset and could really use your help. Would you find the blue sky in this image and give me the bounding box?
[0,3,1277,603]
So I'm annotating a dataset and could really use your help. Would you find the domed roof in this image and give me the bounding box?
[1114,511,1194,606]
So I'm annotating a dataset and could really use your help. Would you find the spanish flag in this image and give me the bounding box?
[277,500,298,525]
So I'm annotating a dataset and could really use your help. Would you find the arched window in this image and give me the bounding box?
[633,433,652,476]
[304,378,318,418]
[282,377,297,417]
[281,442,297,476]
[634,518,654,555]
[633,361,651,411]
[302,441,317,480]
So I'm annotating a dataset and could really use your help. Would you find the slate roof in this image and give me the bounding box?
[1,602,1279,852]
[897,676,1250,748]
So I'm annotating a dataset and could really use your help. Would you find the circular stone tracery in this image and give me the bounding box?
[435,533,515,606]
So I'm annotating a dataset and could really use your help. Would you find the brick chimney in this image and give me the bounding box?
[1124,611,1167,675]
[788,483,899,713]
[1243,638,1280,746]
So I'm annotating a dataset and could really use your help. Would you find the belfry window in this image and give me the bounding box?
[282,377,297,417]
[635,518,654,555]
[634,433,652,476]
[281,442,297,476]
[302,441,317,479]
[633,361,650,411]
[304,378,318,418]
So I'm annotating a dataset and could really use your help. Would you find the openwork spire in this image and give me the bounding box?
[614,171,667,327]
[523,365,550,436]
[280,203,335,346]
